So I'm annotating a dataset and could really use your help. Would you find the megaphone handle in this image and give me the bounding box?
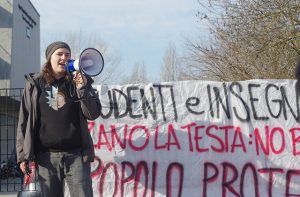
[69,70,90,102]
[73,70,88,89]
[64,72,77,99]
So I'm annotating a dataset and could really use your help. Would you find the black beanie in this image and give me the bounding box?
[45,41,71,60]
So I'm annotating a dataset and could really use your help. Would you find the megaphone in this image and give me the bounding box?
[65,48,104,77]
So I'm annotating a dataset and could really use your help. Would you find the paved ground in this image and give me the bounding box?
[0,192,17,197]
[1,177,21,197]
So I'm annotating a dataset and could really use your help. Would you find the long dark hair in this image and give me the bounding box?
[41,60,69,85]
[41,60,56,85]
[41,60,76,99]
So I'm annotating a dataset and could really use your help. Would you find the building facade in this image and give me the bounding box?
[0,1,39,192]
[0,0,40,89]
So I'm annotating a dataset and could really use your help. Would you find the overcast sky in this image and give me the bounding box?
[29,0,203,83]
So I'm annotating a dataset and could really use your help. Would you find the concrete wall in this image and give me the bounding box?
[0,0,40,89]
[10,0,40,89]
[0,0,13,88]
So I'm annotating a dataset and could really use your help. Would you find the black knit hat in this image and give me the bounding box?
[45,41,71,60]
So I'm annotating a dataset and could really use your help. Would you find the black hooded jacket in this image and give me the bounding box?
[16,72,101,163]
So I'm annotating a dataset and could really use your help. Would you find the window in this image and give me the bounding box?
[26,26,31,38]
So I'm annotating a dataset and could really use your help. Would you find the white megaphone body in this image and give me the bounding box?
[65,48,104,77]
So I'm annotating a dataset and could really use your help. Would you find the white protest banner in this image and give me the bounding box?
[87,79,300,197]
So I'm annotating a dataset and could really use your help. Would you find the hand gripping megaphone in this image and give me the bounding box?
[65,48,104,77]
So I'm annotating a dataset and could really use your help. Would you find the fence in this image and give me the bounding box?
[0,88,23,192]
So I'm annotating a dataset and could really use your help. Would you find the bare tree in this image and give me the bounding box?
[160,42,180,82]
[184,0,300,81]
[121,61,148,84]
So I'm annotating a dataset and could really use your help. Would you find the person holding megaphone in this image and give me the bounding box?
[16,41,101,197]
